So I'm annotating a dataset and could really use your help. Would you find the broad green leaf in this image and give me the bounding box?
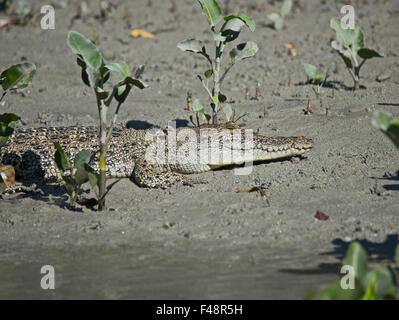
[218,93,227,103]
[0,113,20,148]
[332,41,353,68]
[361,273,377,300]
[280,0,292,18]
[53,141,72,172]
[88,171,99,188]
[395,245,399,267]
[177,39,205,53]
[221,18,245,42]
[363,266,397,300]
[115,76,148,90]
[74,163,91,185]
[342,241,369,281]
[192,99,204,113]
[274,17,284,31]
[74,150,93,169]
[304,63,317,78]
[105,61,131,78]
[315,279,364,300]
[224,104,233,121]
[372,111,399,148]
[67,31,102,70]
[358,48,384,60]
[198,0,222,27]
[0,113,20,125]
[0,62,36,91]
[230,41,259,64]
[330,18,363,54]
[223,14,256,32]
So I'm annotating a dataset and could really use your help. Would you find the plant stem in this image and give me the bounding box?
[212,41,225,124]
[0,91,7,104]
[96,92,108,211]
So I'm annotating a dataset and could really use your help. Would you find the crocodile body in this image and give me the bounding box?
[0,123,314,188]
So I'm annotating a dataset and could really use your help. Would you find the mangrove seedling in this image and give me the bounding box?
[372,111,399,149]
[0,62,36,148]
[67,30,147,210]
[330,17,383,90]
[53,143,94,210]
[267,0,292,31]
[308,241,399,300]
[0,62,36,194]
[303,63,329,99]
[177,0,258,125]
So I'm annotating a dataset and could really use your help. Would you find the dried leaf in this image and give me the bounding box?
[0,165,15,187]
[315,210,329,221]
[130,29,154,38]
[236,186,259,193]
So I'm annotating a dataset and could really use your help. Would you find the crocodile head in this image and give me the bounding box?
[251,134,314,161]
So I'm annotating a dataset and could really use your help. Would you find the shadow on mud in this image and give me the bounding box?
[279,234,399,275]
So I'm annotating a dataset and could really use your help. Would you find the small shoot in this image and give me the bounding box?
[372,111,399,149]
[178,0,258,125]
[303,63,329,99]
[330,18,383,90]
[53,142,94,210]
[67,30,147,211]
[267,0,292,31]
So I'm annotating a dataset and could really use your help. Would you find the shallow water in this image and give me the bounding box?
[0,243,339,299]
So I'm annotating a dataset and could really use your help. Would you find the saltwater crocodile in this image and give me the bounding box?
[0,123,314,189]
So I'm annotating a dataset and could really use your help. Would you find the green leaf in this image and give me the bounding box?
[372,111,399,148]
[218,93,227,103]
[53,141,72,172]
[342,241,369,281]
[315,279,364,300]
[224,104,233,121]
[88,171,99,188]
[64,183,75,197]
[363,266,397,300]
[177,39,206,53]
[198,0,222,27]
[358,48,384,60]
[280,0,292,18]
[67,31,102,70]
[395,245,399,267]
[0,113,20,125]
[104,61,131,78]
[223,14,256,32]
[74,150,93,169]
[204,69,213,78]
[0,62,36,91]
[74,165,89,185]
[0,113,19,148]
[304,63,317,78]
[230,41,259,65]
[274,17,284,31]
[332,41,353,68]
[330,18,363,55]
[192,98,204,113]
